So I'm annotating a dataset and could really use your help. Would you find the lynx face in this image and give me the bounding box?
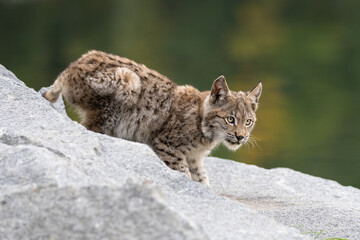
[202,76,262,150]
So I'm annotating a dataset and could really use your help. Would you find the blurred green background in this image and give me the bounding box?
[1,0,359,188]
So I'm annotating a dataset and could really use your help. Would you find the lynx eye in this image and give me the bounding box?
[245,119,253,127]
[226,116,235,124]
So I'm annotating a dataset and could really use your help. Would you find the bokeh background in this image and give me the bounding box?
[1,0,359,188]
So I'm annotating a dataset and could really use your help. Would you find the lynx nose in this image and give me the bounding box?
[236,134,244,141]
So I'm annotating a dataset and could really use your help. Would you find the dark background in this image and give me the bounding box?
[1,0,359,188]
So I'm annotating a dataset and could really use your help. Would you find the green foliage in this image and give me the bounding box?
[302,229,349,240]
[0,0,359,187]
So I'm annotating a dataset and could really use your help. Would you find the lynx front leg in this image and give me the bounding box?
[152,139,191,179]
[188,158,209,186]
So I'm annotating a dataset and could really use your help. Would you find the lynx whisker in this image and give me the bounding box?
[244,141,251,151]
[250,135,262,141]
[249,136,262,151]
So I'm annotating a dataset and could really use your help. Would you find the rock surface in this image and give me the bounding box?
[208,159,360,239]
[0,64,358,239]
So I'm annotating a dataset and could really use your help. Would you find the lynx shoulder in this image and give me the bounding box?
[43,50,262,185]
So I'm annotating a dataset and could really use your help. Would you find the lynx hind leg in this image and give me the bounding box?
[113,67,141,101]
[79,109,104,134]
[188,158,209,186]
[152,140,191,179]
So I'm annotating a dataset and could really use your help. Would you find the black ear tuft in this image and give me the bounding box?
[210,75,229,104]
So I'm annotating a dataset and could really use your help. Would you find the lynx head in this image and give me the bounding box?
[202,75,262,150]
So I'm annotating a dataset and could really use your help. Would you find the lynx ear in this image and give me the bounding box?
[247,82,262,103]
[210,75,229,104]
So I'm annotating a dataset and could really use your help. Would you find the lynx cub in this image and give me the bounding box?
[43,50,262,185]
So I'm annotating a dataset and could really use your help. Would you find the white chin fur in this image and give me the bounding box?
[224,141,242,151]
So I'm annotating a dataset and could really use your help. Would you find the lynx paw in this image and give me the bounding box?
[200,177,210,186]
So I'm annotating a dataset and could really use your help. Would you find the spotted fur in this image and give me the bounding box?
[43,50,262,185]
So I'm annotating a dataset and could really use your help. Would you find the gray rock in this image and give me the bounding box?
[38,87,68,117]
[1,63,356,239]
[206,158,360,239]
[0,182,208,240]
[0,65,22,84]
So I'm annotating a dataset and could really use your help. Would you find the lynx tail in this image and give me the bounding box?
[42,71,67,103]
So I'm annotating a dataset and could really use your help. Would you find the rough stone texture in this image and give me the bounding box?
[0,64,358,239]
[208,159,360,239]
[0,183,208,240]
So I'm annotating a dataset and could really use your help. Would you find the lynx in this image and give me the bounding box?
[43,50,262,185]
